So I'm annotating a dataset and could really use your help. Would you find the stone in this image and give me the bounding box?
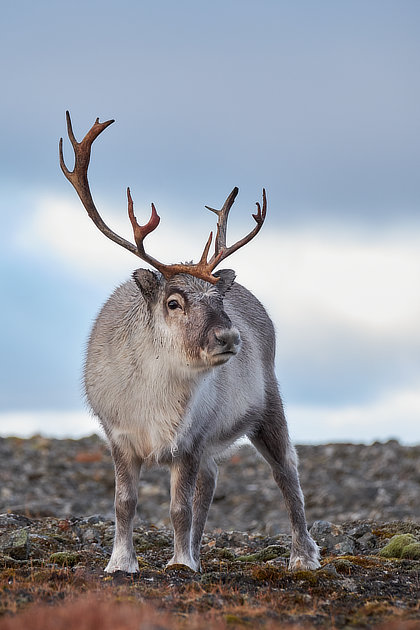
[356,532,377,550]
[309,521,356,555]
[1,437,420,532]
[0,514,33,528]
[0,528,29,560]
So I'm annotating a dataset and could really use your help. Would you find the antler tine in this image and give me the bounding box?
[207,188,267,267]
[198,231,214,265]
[127,187,161,251]
[64,110,78,152]
[126,187,174,274]
[205,187,238,257]
[59,111,139,257]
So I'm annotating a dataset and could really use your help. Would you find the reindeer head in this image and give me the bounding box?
[130,268,240,369]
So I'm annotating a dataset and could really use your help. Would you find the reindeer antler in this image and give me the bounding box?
[60,112,267,284]
[206,187,267,267]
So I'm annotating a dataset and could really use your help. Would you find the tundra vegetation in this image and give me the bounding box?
[0,438,419,628]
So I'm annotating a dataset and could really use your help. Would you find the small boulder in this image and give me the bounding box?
[0,528,30,560]
[309,521,356,555]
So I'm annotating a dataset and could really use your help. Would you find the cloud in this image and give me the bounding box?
[0,410,98,439]
[18,192,420,335]
[2,381,419,444]
[233,229,420,336]
[287,381,420,445]
[15,193,216,285]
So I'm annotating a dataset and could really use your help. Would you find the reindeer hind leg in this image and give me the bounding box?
[249,400,320,570]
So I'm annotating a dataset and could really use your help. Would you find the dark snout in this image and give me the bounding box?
[208,326,241,363]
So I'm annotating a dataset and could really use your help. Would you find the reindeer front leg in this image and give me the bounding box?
[106,443,142,573]
[167,454,201,571]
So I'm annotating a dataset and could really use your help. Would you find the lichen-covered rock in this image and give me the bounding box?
[309,520,356,555]
[0,528,29,560]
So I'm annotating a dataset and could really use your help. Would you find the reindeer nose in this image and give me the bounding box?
[213,327,241,354]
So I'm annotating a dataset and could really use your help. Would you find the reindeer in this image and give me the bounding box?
[59,112,320,573]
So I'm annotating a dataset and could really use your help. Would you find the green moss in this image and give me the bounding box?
[31,569,52,583]
[400,542,420,560]
[49,551,82,566]
[137,557,151,568]
[214,548,236,560]
[200,571,220,585]
[379,534,417,559]
[236,545,287,563]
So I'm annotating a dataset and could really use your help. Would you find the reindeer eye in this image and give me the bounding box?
[167,299,181,310]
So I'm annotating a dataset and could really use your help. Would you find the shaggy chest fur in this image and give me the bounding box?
[100,355,202,461]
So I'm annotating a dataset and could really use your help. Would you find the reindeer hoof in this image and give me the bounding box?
[105,554,139,574]
[289,539,321,570]
[166,556,199,572]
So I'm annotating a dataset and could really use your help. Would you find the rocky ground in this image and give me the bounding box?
[1,435,419,532]
[0,436,419,629]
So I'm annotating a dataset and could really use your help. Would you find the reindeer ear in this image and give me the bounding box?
[132,269,162,303]
[214,269,236,296]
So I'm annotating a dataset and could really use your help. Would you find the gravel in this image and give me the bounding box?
[1,435,419,534]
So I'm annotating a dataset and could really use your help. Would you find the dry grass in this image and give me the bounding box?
[1,515,419,629]
[1,559,419,630]
[0,596,419,630]
[0,593,311,630]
